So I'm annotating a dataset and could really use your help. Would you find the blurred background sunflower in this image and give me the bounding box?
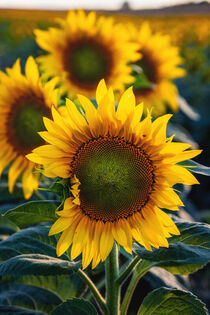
[0,56,59,199]
[35,10,140,98]
[129,22,186,116]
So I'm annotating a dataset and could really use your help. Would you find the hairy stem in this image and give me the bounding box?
[116,256,142,286]
[105,243,120,315]
[78,269,108,314]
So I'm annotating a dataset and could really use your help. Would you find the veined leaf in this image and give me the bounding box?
[138,287,207,315]
[7,274,86,301]
[0,224,68,260]
[50,298,97,315]
[0,254,80,277]
[133,219,210,275]
[0,284,62,313]
[1,201,58,228]
[145,267,188,291]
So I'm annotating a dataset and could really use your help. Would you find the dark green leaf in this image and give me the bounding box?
[0,284,62,313]
[50,298,97,315]
[200,210,210,224]
[0,289,36,310]
[8,274,86,301]
[0,216,19,233]
[0,225,67,260]
[0,254,80,276]
[178,160,210,176]
[145,268,188,291]
[0,246,20,261]
[0,305,46,314]
[40,179,69,198]
[1,201,58,228]
[138,287,207,315]
[133,219,210,275]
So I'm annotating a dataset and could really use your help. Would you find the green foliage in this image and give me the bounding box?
[0,306,45,314]
[10,274,86,301]
[138,287,207,315]
[0,283,62,313]
[50,298,97,315]
[133,218,210,275]
[178,159,210,176]
[0,254,80,277]
[1,201,58,228]
[0,224,64,259]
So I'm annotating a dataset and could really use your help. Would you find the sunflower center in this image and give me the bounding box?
[8,97,50,154]
[71,137,155,222]
[136,51,159,84]
[66,39,110,86]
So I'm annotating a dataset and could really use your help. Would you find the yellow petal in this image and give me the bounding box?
[162,165,199,186]
[25,56,39,85]
[100,223,114,261]
[164,150,202,164]
[49,217,72,235]
[56,215,81,256]
[117,87,136,123]
[96,79,108,105]
[8,157,27,193]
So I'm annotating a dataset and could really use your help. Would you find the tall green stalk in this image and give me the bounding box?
[105,243,120,315]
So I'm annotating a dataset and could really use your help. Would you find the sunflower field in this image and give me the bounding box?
[0,8,210,315]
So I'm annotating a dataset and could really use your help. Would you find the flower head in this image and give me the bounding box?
[27,80,201,269]
[35,10,140,98]
[0,56,59,199]
[131,22,186,115]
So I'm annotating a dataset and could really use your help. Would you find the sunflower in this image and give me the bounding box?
[35,10,140,98]
[0,56,59,199]
[27,80,201,269]
[130,22,186,116]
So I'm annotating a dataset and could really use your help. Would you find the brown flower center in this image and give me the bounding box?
[70,136,155,222]
[63,37,113,90]
[6,93,50,155]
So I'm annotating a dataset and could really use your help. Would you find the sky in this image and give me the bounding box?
[0,0,207,10]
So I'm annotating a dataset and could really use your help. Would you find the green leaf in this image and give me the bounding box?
[0,254,80,277]
[178,160,210,176]
[0,305,46,314]
[0,284,62,313]
[1,201,58,228]
[0,215,19,233]
[0,225,66,260]
[50,298,97,315]
[145,268,188,291]
[40,179,69,198]
[0,287,36,310]
[133,219,210,275]
[138,287,207,315]
[8,274,86,301]
[0,246,20,261]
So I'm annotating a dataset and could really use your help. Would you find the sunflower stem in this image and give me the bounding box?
[120,259,150,315]
[77,269,108,314]
[105,242,120,315]
[116,256,142,286]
